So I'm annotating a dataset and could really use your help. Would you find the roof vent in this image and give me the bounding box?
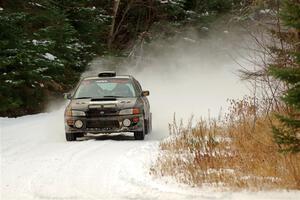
[98,71,116,77]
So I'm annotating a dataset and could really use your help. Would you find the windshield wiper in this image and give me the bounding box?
[74,97,92,99]
[75,96,128,100]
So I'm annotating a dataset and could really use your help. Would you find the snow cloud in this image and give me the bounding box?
[85,25,252,139]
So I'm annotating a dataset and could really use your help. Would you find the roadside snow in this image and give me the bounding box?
[1,109,299,200]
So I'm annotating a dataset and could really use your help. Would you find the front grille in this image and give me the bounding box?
[86,108,118,118]
[86,120,120,129]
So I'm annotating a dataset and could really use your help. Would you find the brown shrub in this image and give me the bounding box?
[151,97,300,190]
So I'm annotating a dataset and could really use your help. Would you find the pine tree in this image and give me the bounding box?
[269,0,300,153]
[0,1,69,115]
[0,0,111,116]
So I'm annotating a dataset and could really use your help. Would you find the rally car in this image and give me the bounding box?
[64,71,152,141]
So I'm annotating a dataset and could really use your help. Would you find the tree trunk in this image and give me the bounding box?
[108,0,121,49]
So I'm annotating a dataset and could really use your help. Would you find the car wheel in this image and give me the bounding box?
[134,131,145,140]
[145,115,152,135]
[148,113,152,134]
[66,132,76,141]
[134,121,145,140]
[145,119,149,135]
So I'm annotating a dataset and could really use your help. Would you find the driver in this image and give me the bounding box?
[113,83,133,97]
[78,81,104,97]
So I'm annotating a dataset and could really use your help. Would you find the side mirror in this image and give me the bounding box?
[63,93,72,100]
[141,90,150,97]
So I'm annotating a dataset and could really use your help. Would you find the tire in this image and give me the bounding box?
[145,113,152,135]
[134,120,145,140]
[134,131,145,140]
[66,132,76,141]
[148,113,152,134]
[145,119,149,135]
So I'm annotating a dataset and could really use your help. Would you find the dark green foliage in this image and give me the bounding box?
[272,115,300,153]
[280,0,300,29]
[0,0,245,117]
[0,0,110,116]
[269,0,300,153]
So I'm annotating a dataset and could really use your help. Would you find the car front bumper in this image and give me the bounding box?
[64,114,143,134]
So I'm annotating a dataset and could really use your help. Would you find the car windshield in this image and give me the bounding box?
[74,78,136,99]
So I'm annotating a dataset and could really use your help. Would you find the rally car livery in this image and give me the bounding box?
[64,71,152,141]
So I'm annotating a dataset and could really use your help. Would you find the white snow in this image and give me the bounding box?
[32,39,38,45]
[1,30,300,200]
[183,37,197,43]
[35,67,48,73]
[260,9,270,14]
[159,0,169,4]
[32,39,51,46]
[28,2,43,7]
[1,109,299,200]
[202,11,209,16]
[42,53,57,61]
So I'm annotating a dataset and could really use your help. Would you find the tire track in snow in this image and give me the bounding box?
[28,140,112,199]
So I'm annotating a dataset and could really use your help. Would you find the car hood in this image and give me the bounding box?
[69,98,138,111]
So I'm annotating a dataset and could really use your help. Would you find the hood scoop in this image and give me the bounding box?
[91,98,117,101]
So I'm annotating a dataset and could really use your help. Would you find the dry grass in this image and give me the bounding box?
[151,97,300,190]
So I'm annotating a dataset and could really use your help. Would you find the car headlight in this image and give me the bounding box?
[74,120,84,128]
[119,108,140,115]
[123,119,131,127]
[72,110,86,116]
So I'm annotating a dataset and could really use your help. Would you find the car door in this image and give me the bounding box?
[134,79,150,119]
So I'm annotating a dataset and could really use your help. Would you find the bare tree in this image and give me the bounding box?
[108,0,121,49]
[108,0,156,49]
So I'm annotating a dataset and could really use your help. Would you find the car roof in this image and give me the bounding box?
[83,75,133,81]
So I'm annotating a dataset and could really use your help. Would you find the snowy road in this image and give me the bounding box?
[1,110,161,200]
[1,109,299,200]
